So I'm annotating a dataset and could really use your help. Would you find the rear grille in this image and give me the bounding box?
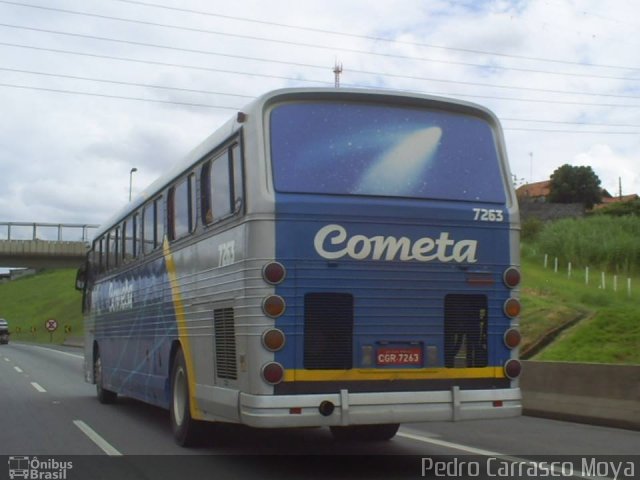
[304,293,354,370]
[444,294,488,368]
[214,307,237,379]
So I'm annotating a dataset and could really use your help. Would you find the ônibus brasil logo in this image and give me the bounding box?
[313,224,478,263]
[8,456,73,480]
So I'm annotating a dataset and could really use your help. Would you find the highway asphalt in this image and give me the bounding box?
[1,343,638,479]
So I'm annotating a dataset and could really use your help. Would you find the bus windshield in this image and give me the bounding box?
[270,101,506,203]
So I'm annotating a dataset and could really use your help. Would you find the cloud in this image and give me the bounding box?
[574,144,639,195]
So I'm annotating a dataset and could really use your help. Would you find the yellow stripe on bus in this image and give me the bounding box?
[283,367,505,382]
[163,238,202,420]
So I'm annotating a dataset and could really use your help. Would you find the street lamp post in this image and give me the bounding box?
[129,167,138,202]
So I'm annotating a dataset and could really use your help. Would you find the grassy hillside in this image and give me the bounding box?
[519,252,640,364]
[0,269,83,344]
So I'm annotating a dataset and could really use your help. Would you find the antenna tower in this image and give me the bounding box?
[333,61,343,88]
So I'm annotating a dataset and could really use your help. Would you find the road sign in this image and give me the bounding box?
[45,319,58,332]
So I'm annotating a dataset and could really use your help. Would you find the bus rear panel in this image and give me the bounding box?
[238,93,521,427]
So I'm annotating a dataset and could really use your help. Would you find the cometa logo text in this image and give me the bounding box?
[313,224,478,263]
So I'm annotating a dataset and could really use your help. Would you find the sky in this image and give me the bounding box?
[1,0,639,238]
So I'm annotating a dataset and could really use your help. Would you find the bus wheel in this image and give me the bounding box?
[170,349,202,446]
[94,349,117,404]
[330,423,400,442]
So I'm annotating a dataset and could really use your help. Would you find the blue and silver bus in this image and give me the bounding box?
[78,88,522,446]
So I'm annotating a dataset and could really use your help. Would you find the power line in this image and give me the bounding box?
[3,40,640,111]
[0,41,333,85]
[0,23,334,73]
[501,117,640,128]
[2,80,640,135]
[3,22,640,103]
[504,127,640,135]
[0,82,241,109]
[7,66,640,129]
[0,67,254,98]
[105,0,640,72]
[1,5,639,83]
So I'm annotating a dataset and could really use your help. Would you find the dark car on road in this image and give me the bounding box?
[0,318,9,344]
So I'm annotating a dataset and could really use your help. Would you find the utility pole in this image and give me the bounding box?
[619,176,622,199]
[333,61,343,88]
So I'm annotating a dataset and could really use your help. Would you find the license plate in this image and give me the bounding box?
[376,347,423,366]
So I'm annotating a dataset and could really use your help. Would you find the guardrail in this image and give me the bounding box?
[521,360,640,431]
[0,222,99,242]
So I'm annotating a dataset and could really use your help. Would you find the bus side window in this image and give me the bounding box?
[113,226,120,268]
[211,151,232,220]
[169,175,195,241]
[136,211,144,257]
[123,219,134,263]
[104,233,109,271]
[98,237,105,273]
[154,196,164,248]
[231,144,243,211]
[143,204,153,254]
[123,216,138,263]
[132,212,139,258]
[106,231,114,270]
[201,161,213,225]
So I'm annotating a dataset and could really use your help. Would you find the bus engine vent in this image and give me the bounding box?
[444,294,488,368]
[304,293,354,370]
[214,307,237,380]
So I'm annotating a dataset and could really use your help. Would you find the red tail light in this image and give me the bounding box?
[504,359,522,379]
[263,262,286,285]
[262,295,286,318]
[503,298,521,318]
[261,362,284,384]
[503,267,521,288]
[504,328,521,349]
[262,328,286,352]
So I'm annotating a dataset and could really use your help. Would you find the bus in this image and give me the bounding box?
[77,88,522,446]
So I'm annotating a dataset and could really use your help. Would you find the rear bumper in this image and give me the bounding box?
[239,387,521,428]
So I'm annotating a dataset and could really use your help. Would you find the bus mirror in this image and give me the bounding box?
[75,267,86,291]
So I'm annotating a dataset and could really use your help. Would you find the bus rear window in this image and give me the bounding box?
[270,101,506,203]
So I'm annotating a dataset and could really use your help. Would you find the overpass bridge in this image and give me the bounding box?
[0,222,98,269]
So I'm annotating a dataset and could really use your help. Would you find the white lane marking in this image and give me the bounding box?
[398,431,503,456]
[31,382,46,393]
[23,344,83,359]
[397,430,612,480]
[3,357,9,362]
[73,420,122,456]
[14,366,23,373]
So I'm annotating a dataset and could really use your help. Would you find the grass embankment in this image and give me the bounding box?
[520,227,640,365]
[521,259,640,364]
[0,269,83,344]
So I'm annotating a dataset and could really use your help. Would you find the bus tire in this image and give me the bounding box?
[94,348,117,404]
[330,423,399,442]
[170,348,202,447]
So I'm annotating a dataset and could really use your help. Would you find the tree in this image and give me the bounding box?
[548,164,602,209]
